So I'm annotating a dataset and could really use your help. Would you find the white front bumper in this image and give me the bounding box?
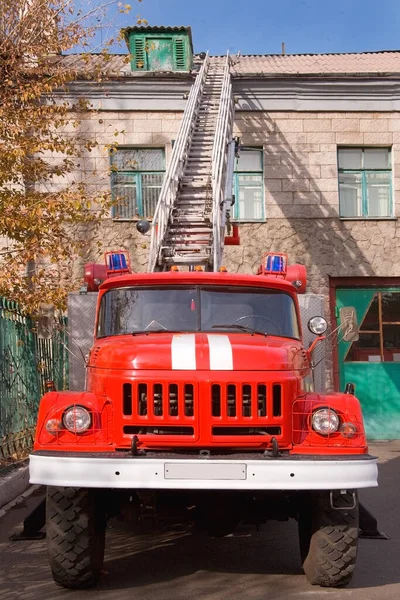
[29,453,378,490]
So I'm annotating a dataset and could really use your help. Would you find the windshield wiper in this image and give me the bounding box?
[132,329,171,336]
[211,324,267,337]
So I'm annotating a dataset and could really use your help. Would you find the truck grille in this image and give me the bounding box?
[114,376,292,448]
[211,383,282,419]
[123,382,195,418]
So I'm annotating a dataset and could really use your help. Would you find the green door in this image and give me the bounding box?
[146,37,174,71]
[336,287,400,440]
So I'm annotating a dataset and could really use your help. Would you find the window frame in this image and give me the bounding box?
[344,290,400,363]
[338,147,393,219]
[232,148,265,222]
[110,147,165,221]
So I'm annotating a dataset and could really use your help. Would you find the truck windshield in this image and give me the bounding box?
[97,286,300,339]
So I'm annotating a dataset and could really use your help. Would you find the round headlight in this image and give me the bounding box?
[308,316,328,335]
[62,405,92,433]
[312,407,339,435]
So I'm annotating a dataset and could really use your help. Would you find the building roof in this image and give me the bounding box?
[122,25,192,34]
[225,50,400,75]
[58,50,400,78]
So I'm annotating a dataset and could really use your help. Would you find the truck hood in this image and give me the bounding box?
[90,333,308,372]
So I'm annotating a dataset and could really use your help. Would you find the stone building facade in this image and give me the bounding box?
[60,52,400,296]
[58,40,400,438]
[68,107,400,293]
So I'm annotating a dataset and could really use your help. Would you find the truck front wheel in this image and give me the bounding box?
[46,486,106,589]
[298,490,359,588]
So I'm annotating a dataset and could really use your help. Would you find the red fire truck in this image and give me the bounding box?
[29,252,378,589]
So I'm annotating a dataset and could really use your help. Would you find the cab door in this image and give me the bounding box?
[336,287,400,439]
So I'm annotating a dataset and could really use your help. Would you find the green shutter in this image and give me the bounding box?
[126,28,192,72]
[134,36,146,70]
[173,37,186,70]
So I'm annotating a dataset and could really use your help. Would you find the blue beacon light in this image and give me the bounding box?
[108,253,128,271]
[266,254,285,273]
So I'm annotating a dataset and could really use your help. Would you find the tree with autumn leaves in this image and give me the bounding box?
[0,0,140,312]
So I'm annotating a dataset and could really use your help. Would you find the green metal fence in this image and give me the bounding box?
[0,297,68,459]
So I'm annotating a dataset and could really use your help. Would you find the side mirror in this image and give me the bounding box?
[339,307,359,342]
[308,316,327,335]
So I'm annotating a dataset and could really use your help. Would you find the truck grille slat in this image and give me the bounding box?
[273,384,282,417]
[185,383,194,416]
[124,425,194,435]
[212,426,281,436]
[243,384,252,417]
[258,384,267,417]
[178,383,185,417]
[123,382,132,416]
[138,383,147,416]
[169,383,178,416]
[212,384,221,417]
[221,385,227,419]
[227,384,236,417]
[154,383,163,416]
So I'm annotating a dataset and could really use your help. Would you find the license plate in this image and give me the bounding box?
[164,462,247,480]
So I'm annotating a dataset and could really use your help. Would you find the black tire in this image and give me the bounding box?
[46,486,106,589]
[298,490,359,588]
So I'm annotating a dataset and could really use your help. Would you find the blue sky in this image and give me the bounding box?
[105,0,400,55]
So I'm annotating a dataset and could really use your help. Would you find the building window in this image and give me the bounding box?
[233,149,264,221]
[111,148,165,220]
[345,291,400,362]
[338,148,392,218]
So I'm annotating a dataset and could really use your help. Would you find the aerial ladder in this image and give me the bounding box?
[148,53,236,272]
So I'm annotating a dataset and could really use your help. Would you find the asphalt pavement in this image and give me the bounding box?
[0,442,399,600]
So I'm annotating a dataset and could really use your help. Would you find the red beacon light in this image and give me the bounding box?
[105,251,132,277]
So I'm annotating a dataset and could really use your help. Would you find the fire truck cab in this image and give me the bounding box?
[29,253,378,590]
